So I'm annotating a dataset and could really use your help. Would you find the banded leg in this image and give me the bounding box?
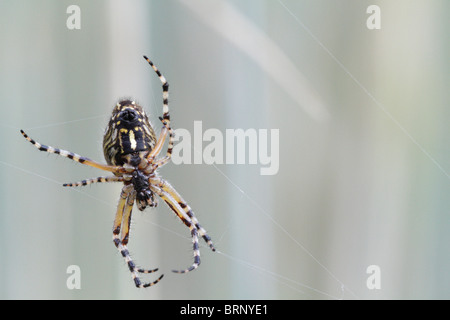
[151,177,215,251]
[176,226,200,274]
[113,185,163,287]
[152,116,175,166]
[143,55,170,123]
[157,116,175,161]
[145,126,168,163]
[143,121,174,173]
[143,56,175,162]
[20,130,125,174]
[151,184,202,274]
[145,128,173,172]
[63,176,124,187]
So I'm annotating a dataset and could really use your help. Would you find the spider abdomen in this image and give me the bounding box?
[103,100,157,167]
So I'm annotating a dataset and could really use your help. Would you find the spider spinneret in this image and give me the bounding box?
[20,56,215,288]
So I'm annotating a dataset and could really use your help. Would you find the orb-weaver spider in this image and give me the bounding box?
[20,56,215,288]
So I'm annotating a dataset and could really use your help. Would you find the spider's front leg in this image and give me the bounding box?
[20,130,126,174]
[113,184,163,288]
[143,56,174,167]
[62,175,124,187]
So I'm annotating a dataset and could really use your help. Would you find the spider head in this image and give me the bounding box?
[132,170,157,211]
[103,100,157,166]
[136,189,157,211]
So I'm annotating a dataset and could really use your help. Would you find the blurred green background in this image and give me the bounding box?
[0,0,449,299]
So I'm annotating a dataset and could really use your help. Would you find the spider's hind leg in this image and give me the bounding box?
[150,181,214,274]
[151,177,216,252]
[171,226,201,274]
[113,185,164,287]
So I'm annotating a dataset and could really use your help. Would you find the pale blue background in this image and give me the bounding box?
[0,0,448,299]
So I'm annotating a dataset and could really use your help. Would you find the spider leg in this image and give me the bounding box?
[143,56,170,123]
[156,116,175,162]
[113,185,163,287]
[146,117,175,171]
[20,130,125,174]
[63,175,124,187]
[145,126,169,162]
[143,121,173,173]
[151,184,201,273]
[151,177,216,251]
[176,226,200,274]
[143,56,175,162]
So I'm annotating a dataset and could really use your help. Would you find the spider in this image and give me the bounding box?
[20,56,215,288]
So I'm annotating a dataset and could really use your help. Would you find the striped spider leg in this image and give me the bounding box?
[20,56,215,288]
[149,176,216,273]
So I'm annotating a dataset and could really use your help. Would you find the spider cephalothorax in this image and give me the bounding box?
[20,56,215,288]
[131,169,157,210]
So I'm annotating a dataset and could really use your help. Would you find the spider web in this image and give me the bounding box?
[0,80,353,300]
[0,137,353,300]
[1,0,448,300]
